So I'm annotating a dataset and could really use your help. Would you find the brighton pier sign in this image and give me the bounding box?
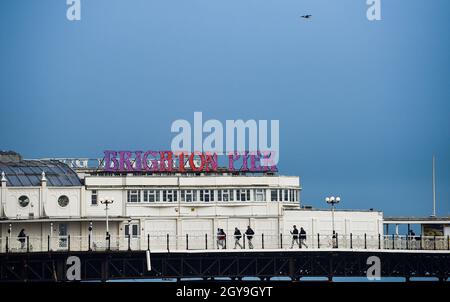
[102,150,277,173]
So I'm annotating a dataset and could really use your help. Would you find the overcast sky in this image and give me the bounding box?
[1,0,449,217]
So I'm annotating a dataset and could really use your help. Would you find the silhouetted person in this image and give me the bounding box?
[299,227,308,248]
[217,228,226,249]
[234,227,243,249]
[18,229,26,249]
[245,226,255,249]
[290,225,299,248]
[332,230,337,248]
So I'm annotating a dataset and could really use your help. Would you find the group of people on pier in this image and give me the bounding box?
[216,225,308,250]
[216,226,255,249]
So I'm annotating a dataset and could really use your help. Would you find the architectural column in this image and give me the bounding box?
[40,171,47,217]
[1,172,7,218]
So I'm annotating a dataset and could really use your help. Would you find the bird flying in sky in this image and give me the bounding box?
[301,15,312,19]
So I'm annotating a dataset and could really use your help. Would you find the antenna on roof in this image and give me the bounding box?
[431,155,436,217]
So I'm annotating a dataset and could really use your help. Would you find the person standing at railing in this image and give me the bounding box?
[245,226,255,249]
[234,227,243,249]
[217,228,226,249]
[290,225,299,248]
[18,229,26,249]
[332,230,337,248]
[221,229,227,249]
[300,227,308,248]
[216,228,221,249]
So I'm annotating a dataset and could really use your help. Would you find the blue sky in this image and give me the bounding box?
[0,0,449,217]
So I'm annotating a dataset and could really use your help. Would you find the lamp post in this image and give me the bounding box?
[88,221,93,251]
[8,223,11,248]
[325,196,341,234]
[100,198,114,237]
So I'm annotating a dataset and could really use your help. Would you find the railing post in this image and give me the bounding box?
[406,235,409,249]
[127,234,131,251]
[186,234,189,250]
[148,234,150,251]
[88,234,91,251]
[243,234,246,249]
[364,233,367,249]
[27,236,30,253]
[107,234,111,251]
[68,235,71,252]
[434,235,436,250]
[419,235,422,250]
[262,233,264,249]
[279,233,282,249]
[392,234,395,249]
[48,235,51,252]
[336,233,339,249]
[5,236,9,253]
[350,233,353,249]
[166,234,169,251]
[317,233,320,249]
[448,235,450,251]
[378,234,381,249]
[205,234,208,250]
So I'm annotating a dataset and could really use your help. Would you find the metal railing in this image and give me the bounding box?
[1,234,449,253]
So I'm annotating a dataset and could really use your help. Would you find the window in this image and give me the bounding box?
[200,190,214,202]
[18,195,30,207]
[58,195,69,207]
[127,190,141,203]
[125,224,139,238]
[271,190,278,201]
[218,189,233,201]
[91,190,98,205]
[236,189,250,201]
[181,190,196,202]
[290,190,295,202]
[284,189,289,202]
[163,190,177,202]
[143,190,160,202]
[254,189,266,201]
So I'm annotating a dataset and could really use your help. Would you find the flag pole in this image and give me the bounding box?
[432,155,436,217]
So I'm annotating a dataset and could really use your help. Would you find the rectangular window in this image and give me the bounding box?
[181,190,196,202]
[218,189,232,202]
[284,189,289,202]
[125,224,139,238]
[91,190,98,205]
[237,189,250,201]
[255,189,266,201]
[143,190,160,202]
[271,189,278,201]
[163,190,177,202]
[143,190,148,202]
[200,190,214,202]
[127,190,140,203]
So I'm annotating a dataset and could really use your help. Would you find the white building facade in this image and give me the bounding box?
[0,158,383,252]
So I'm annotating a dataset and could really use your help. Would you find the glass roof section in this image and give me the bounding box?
[0,160,82,187]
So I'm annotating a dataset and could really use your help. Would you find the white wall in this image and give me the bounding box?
[283,209,383,236]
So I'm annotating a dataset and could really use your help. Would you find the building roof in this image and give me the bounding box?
[383,216,450,224]
[0,160,82,187]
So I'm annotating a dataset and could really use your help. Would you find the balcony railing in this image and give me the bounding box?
[1,234,449,253]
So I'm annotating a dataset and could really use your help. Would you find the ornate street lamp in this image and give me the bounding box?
[100,198,114,236]
[325,196,341,234]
